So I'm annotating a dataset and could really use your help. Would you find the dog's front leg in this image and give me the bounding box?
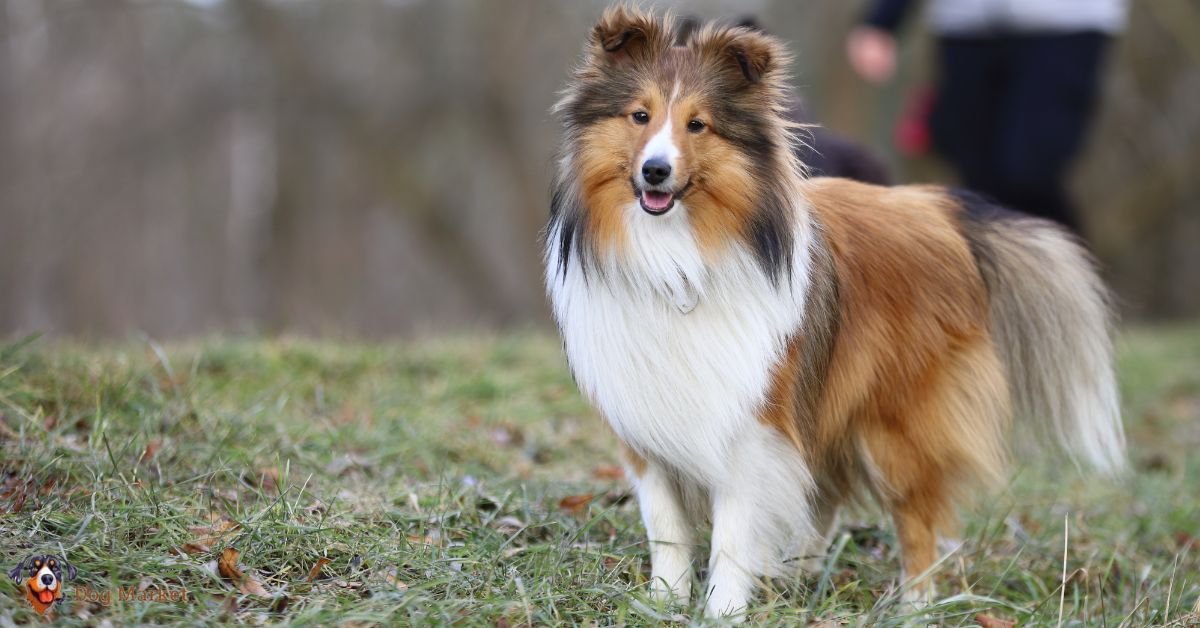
[703,486,766,620]
[703,429,816,620]
[631,461,695,605]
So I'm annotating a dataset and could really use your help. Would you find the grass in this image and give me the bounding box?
[0,325,1198,626]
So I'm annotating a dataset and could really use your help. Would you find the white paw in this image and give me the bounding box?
[897,578,936,614]
[794,554,826,577]
[703,586,749,622]
[900,586,931,608]
[649,578,690,606]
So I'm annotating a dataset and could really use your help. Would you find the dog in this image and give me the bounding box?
[544,7,1125,618]
[9,554,76,615]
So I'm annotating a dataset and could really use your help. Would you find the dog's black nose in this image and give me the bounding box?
[641,158,671,185]
[41,573,54,586]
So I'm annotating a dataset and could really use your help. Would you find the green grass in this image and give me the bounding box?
[1,326,1198,626]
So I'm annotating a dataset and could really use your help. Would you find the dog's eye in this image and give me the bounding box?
[687,119,705,133]
[631,111,650,125]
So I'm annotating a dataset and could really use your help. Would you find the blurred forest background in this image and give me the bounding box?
[0,0,1196,339]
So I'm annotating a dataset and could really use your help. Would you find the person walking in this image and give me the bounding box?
[847,0,1127,232]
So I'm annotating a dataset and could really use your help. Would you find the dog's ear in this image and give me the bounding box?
[588,6,672,66]
[8,556,29,583]
[691,25,789,88]
[62,559,77,580]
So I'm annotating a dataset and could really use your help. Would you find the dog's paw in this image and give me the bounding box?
[896,579,936,615]
[648,579,690,607]
[793,554,827,577]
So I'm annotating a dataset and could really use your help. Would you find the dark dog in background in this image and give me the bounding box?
[677,15,892,186]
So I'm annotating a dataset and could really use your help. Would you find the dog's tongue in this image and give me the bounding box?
[642,191,673,211]
[38,590,54,604]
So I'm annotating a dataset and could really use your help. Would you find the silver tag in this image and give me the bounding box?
[673,280,698,315]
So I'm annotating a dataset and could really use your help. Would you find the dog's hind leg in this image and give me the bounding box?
[862,339,1010,602]
[890,485,948,602]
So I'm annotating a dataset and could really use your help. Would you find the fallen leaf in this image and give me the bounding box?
[307,558,331,582]
[176,542,209,556]
[591,464,625,481]
[258,467,278,493]
[139,439,162,464]
[492,516,525,534]
[239,575,269,598]
[406,534,442,547]
[217,547,269,598]
[599,489,632,507]
[975,613,1015,628]
[1066,567,1089,587]
[242,468,279,493]
[188,518,239,549]
[209,487,239,501]
[270,594,291,613]
[1,475,30,514]
[383,567,409,592]
[202,559,221,580]
[334,579,363,589]
[558,493,594,514]
[218,548,245,582]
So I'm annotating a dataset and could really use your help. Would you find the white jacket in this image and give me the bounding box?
[928,0,1127,35]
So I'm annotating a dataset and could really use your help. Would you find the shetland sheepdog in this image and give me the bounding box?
[544,7,1125,618]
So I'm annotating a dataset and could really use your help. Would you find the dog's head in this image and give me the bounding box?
[9,555,75,613]
[553,6,798,281]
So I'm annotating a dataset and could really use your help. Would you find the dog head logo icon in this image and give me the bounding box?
[9,554,76,614]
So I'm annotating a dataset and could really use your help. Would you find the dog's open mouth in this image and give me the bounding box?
[29,585,54,604]
[640,190,674,214]
[636,181,691,216]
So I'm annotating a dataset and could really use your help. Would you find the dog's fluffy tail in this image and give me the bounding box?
[957,191,1126,476]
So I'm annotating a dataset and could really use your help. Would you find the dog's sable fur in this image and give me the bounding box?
[544,6,1125,618]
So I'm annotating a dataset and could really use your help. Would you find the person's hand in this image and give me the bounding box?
[846,26,897,84]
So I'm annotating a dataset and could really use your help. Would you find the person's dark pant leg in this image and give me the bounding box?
[992,32,1110,232]
[930,37,1008,194]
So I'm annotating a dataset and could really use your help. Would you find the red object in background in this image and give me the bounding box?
[894,85,936,156]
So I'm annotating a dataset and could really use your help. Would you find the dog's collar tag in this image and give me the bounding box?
[673,280,698,315]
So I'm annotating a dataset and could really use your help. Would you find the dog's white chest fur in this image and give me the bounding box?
[546,204,810,484]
